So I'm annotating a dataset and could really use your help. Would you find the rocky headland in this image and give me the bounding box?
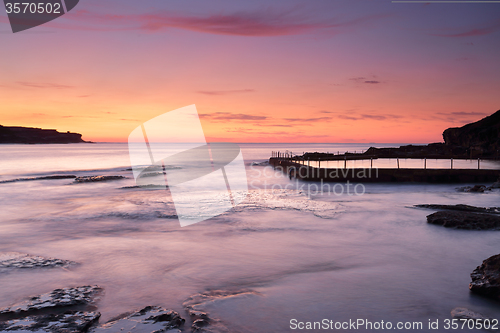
[0,125,88,144]
[301,109,500,160]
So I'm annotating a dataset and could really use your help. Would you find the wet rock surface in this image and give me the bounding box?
[0,253,76,272]
[90,306,183,333]
[416,204,500,214]
[0,286,189,333]
[0,311,100,333]
[426,211,500,230]
[74,176,125,183]
[470,254,500,301]
[0,286,103,333]
[0,286,102,319]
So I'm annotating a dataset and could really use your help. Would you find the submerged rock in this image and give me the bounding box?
[183,290,259,332]
[426,211,500,230]
[457,185,489,193]
[0,311,100,333]
[74,176,125,183]
[470,254,500,301]
[451,307,488,320]
[90,306,184,333]
[0,286,102,318]
[0,252,76,271]
[490,181,500,189]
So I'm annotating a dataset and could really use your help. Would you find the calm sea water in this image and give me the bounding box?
[0,143,499,332]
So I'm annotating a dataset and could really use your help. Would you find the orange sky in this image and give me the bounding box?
[1,0,499,143]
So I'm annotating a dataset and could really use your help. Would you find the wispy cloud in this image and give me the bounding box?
[335,112,401,121]
[438,112,487,117]
[431,20,500,38]
[197,89,255,96]
[433,111,487,122]
[17,81,74,89]
[62,9,388,36]
[349,77,383,84]
[283,117,331,122]
[199,112,267,121]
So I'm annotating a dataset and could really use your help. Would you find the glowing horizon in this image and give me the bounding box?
[1,0,499,143]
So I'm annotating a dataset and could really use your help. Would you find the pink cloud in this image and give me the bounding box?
[197,89,255,95]
[60,9,388,36]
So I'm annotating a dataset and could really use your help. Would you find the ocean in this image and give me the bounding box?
[0,143,499,332]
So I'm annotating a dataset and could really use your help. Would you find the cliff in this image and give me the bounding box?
[362,109,500,159]
[299,109,500,160]
[0,125,87,144]
[443,110,500,157]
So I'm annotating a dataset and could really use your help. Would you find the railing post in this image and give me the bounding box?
[424,158,427,170]
[478,158,480,170]
[370,158,373,169]
[451,158,453,169]
[344,155,347,169]
[318,158,321,169]
[397,158,400,169]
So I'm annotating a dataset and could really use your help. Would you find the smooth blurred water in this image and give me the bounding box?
[0,143,499,332]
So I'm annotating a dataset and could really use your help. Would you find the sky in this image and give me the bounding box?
[0,0,499,143]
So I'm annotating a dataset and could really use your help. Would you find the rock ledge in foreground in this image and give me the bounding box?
[0,286,102,318]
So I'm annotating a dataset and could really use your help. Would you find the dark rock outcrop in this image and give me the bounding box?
[0,175,76,184]
[0,125,87,144]
[90,306,184,333]
[443,110,500,157]
[470,254,500,301]
[74,176,125,183]
[426,211,500,230]
[416,204,500,214]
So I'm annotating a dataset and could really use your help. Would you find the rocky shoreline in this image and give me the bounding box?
[417,204,500,303]
[0,252,243,333]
